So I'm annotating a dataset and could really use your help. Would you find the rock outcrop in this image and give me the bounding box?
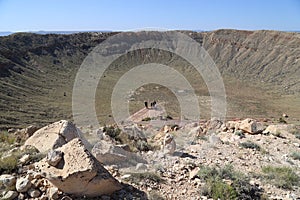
[162,133,176,155]
[263,124,295,137]
[23,120,90,153]
[238,118,265,134]
[35,138,122,197]
[46,149,63,167]
[92,140,146,167]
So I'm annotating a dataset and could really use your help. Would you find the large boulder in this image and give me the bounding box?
[91,140,146,167]
[23,120,90,153]
[35,138,122,197]
[238,118,265,134]
[263,124,295,136]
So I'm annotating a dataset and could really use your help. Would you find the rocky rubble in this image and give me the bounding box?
[0,118,300,199]
[23,120,90,153]
[0,121,127,199]
[35,138,122,197]
[92,140,146,167]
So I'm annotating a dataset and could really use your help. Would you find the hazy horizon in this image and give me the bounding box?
[0,0,299,32]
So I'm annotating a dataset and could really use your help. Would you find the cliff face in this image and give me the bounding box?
[0,30,299,129]
[202,30,300,93]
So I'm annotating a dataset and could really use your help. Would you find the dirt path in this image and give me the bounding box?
[127,104,166,123]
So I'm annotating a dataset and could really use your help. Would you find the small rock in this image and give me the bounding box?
[207,117,223,131]
[33,172,42,179]
[209,134,222,145]
[181,188,187,195]
[61,196,73,200]
[28,188,41,198]
[46,149,63,167]
[189,167,200,180]
[162,133,176,155]
[101,195,111,200]
[250,180,257,185]
[121,174,131,179]
[8,128,16,133]
[24,125,39,138]
[116,144,131,152]
[40,194,48,200]
[19,154,30,164]
[293,143,300,148]
[282,113,288,118]
[18,193,25,200]
[49,187,59,200]
[136,163,147,171]
[2,191,19,200]
[16,176,32,193]
[188,126,204,137]
[0,174,16,187]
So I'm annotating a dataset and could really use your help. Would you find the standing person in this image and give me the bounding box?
[144,101,148,109]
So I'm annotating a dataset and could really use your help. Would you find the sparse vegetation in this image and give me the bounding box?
[0,154,18,174]
[148,191,165,200]
[197,135,208,141]
[0,131,16,144]
[198,165,263,199]
[272,130,282,137]
[142,117,151,121]
[0,146,45,174]
[166,115,173,120]
[202,179,237,199]
[234,130,245,138]
[239,141,261,151]
[278,117,287,124]
[136,140,151,151]
[262,166,300,189]
[290,151,300,160]
[295,134,300,140]
[290,128,300,139]
[127,172,164,185]
[103,125,121,138]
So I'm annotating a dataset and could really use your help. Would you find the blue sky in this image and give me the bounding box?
[0,0,299,32]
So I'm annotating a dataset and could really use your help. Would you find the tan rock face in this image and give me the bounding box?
[35,138,122,197]
[263,124,295,137]
[23,120,89,153]
[163,134,176,155]
[239,118,265,134]
[92,140,146,167]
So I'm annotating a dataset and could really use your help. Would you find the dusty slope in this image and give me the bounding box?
[202,29,300,93]
[0,30,299,129]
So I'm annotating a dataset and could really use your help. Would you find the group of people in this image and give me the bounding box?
[144,100,157,109]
